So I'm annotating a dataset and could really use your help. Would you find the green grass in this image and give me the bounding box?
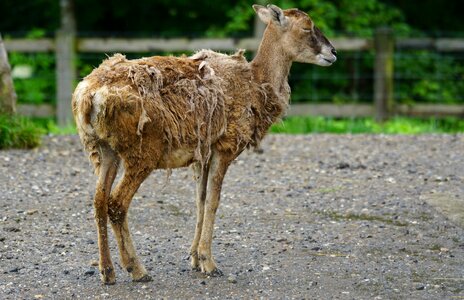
[0,114,44,149]
[271,116,464,134]
[30,117,77,135]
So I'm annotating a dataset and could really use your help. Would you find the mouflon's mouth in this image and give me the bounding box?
[320,56,336,66]
[315,53,337,66]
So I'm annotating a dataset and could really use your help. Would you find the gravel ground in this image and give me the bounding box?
[0,134,463,299]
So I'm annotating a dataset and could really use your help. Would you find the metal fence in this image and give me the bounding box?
[5,31,464,125]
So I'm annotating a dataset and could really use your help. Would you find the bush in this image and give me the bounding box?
[0,114,43,149]
[395,51,464,104]
[9,52,55,105]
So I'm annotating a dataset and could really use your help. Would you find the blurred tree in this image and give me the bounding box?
[1,0,463,107]
[0,0,59,36]
[0,34,17,114]
[74,0,238,37]
[0,0,462,37]
[206,0,411,37]
[383,0,464,35]
[0,0,237,37]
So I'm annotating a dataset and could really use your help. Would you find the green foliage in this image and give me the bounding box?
[271,116,464,134]
[24,29,48,39]
[0,114,43,149]
[8,29,55,105]
[3,1,464,108]
[208,0,411,37]
[290,52,374,103]
[336,0,410,37]
[206,1,255,37]
[205,0,418,106]
[395,51,464,104]
[2,0,464,36]
[382,0,464,35]
[9,52,55,104]
[291,49,464,105]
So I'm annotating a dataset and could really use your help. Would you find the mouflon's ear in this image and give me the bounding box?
[253,4,288,27]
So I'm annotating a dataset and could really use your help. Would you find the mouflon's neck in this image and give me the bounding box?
[251,25,293,95]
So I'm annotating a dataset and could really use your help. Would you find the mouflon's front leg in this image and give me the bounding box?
[197,152,231,276]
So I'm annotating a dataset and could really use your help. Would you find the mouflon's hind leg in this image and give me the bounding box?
[197,151,231,276]
[108,165,153,282]
[190,162,209,271]
[93,145,120,285]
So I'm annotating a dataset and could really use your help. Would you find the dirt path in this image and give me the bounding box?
[0,134,463,299]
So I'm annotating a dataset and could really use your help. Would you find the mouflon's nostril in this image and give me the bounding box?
[331,48,337,56]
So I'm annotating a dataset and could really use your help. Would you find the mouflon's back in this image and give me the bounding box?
[72,50,283,170]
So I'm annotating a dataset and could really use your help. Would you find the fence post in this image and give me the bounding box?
[374,27,394,121]
[0,34,17,115]
[56,0,76,126]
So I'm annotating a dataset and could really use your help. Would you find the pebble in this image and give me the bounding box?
[89,260,99,267]
[84,269,95,276]
[335,162,350,169]
[228,275,237,283]
[3,227,20,232]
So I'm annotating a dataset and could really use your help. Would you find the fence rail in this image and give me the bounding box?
[7,37,464,53]
[5,37,371,52]
[5,34,464,122]
[5,37,362,52]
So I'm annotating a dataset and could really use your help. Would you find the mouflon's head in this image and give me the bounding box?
[253,4,337,66]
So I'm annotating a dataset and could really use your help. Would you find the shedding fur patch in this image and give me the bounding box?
[76,52,228,168]
[71,49,290,175]
[127,64,163,135]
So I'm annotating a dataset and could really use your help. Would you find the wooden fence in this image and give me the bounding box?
[5,32,464,124]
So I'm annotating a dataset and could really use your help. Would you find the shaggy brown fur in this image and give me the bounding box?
[72,4,336,284]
